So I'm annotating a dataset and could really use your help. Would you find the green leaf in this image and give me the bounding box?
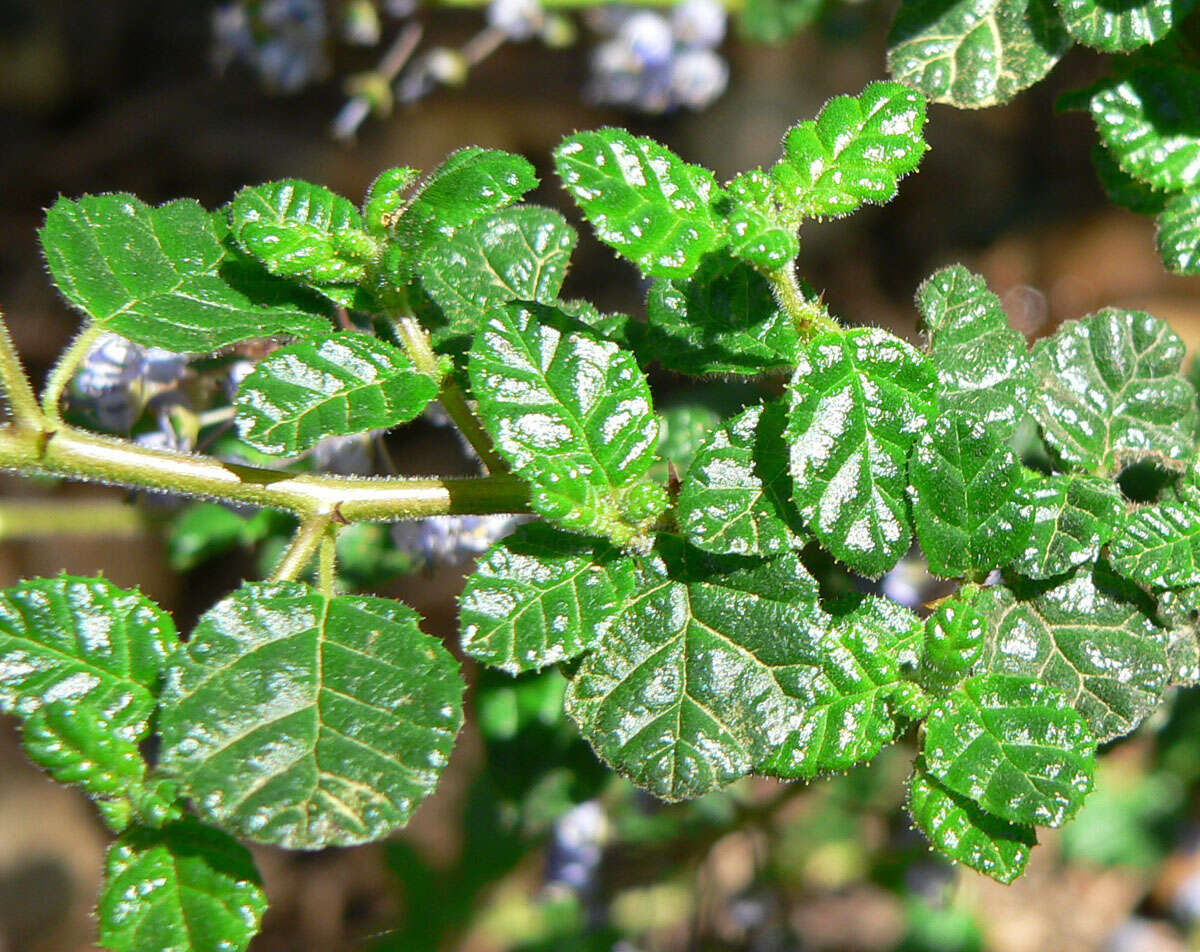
[654,399,725,479]
[227,180,377,287]
[908,410,1030,579]
[918,265,1032,438]
[1167,621,1200,685]
[921,598,985,687]
[1159,584,1200,628]
[644,251,800,376]
[458,523,637,674]
[1092,145,1169,215]
[555,129,724,279]
[98,819,266,952]
[760,595,927,780]
[740,0,824,41]
[1055,0,1193,50]
[39,194,330,352]
[233,332,438,456]
[720,170,800,271]
[887,0,1070,107]
[1157,190,1200,274]
[908,760,1036,884]
[977,568,1169,741]
[363,166,419,234]
[1110,480,1200,589]
[677,400,805,557]
[469,302,667,547]
[159,581,464,848]
[922,672,1095,827]
[1031,308,1198,474]
[417,206,576,333]
[769,82,927,222]
[1089,65,1200,193]
[788,327,939,578]
[0,576,178,816]
[1009,473,1125,579]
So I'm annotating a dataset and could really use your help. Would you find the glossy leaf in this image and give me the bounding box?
[98,819,266,952]
[233,332,438,455]
[677,400,805,557]
[644,251,800,376]
[1110,480,1200,589]
[908,410,1030,579]
[159,582,464,848]
[458,523,637,674]
[1092,145,1169,216]
[469,302,667,547]
[363,166,419,234]
[1157,190,1200,275]
[918,265,1032,438]
[1009,473,1125,579]
[1055,0,1192,50]
[769,82,927,221]
[721,170,799,271]
[555,128,724,278]
[922,672,1095,827]
[40,194,330,351]
[977,569,1169,741]
[887,0,1070,107]
[908,761,1036,884]
[921,598,985,687]
[788,327,938,577]
[1031,308,1198,474]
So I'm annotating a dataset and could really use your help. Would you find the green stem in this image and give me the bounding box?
[766,264,839,338]
[0,316,45,433]
[318,527,337,596]
[271,514,334,582]
[41,324,103,427]
[0,499,148,541]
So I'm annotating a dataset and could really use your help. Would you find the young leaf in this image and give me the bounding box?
[1157,190,1200,274]
[922,672,1095,827]
[908,760,1036,884]
[976,568,1169,741]
[1089,65,1200,193]
[921,598,985,687]
[40,194,330,352]
[769,81,927,221]
[458,523,637,674]
[1055,0,1192,50]
[227,180,377,286]
[677,400,805,557]
[363,166,419,234]
[918,265,1032,438]
[788,327,938,578]
[98,819,266,952]
[721,170,800,271]
[555,129,724,279]
[887,0,1070,107]
[1009,473,1125,579]
[644,251,800,375]
[1110,480,1200,590]
[469,302,667,547]
[233,332,439,455]
[1031,309,1198,474]
[0,576,178,817]
[908,410,1030,579]
[159,582,464,848]
[417,206,577,331]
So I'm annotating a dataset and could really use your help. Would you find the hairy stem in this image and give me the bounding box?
[41,324,103,427]
[318,527,337,596]
[0,499,148,541]
[271,514,335,582]
[767,265,839,338]
[0,316,45,433]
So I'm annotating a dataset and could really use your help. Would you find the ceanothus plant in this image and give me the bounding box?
[0,79,1197,949]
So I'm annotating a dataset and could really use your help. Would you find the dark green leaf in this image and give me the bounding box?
[788,328,938,577]
[1110,479,1200,589]
[922,672,1095,827]
[469,302,667,547]
[159,582,464,848]
[555,129,724,279]
[1093,145,1169,215]
[1157,190,1200,274]
[1055,0,1193,50]
[1009,472,1125,579]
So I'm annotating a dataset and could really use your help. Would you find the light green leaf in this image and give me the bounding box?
[887,0,1070,107]
[39,194,330,352]
[458,523,637,674]
[918,265,1032,438]
[769,82,927,221]
[1031,308,1198,474]
[677,400,804,557]
[98,819,266,952]
[977,568,1169,741]
[159,582,464,848]
[921,598,985,689]
[555,129,724,279]
[1055,0,1192,50]
[363,166,419,234]
[1166,622,1200,685]
[1009,473,1125,579]
[1157,190,1200,275]
[644,251,800,376]
[469,302,667,547]
[1159,584,1200,629]
[0,576,178,818]
[922,672,1095,827]
[788,327,939,577]
[720,170,800,271]
[740,0,824,41]
[908,410,1030,580]
[908,760,1036,884]
[1110,480,1200,589]
[654,399,725,479]
[233,332,438,456]
[227,180,377,286]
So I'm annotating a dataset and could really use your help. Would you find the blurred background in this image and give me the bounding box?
[2,1,1200,950]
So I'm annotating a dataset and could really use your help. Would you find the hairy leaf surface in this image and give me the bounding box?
[1009,473,1125,579]
[921,598,985,687]
[1157,190,1200,274]
[721,170,799,270]
[1110,480,1200,589]
[1055,0,1192,50]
